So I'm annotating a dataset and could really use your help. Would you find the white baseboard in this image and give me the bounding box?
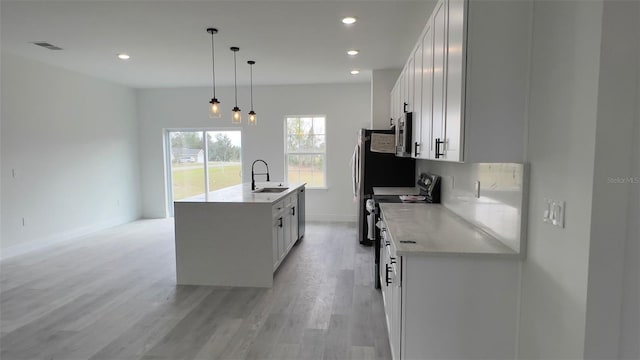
[306,214,356,222]
[0,215,140,261]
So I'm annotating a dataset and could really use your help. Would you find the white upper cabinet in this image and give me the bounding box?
[411,42,424,158]
[400,64,408,114]
[431,0,447,160]
[442,0,463,161]
[418,19,434,160]
[390,76,402,126]
[392,0,531,163]
[407,57,415,114]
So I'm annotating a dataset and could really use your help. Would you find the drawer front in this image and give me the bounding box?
[288,193,298,207]
[272,200,285,216]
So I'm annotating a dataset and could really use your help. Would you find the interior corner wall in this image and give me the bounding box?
[371,69,400,130]
[136,83,370,221]
[0,52,141,258]
[619,4,640,357]
[517,1,603,358]
[583,1,640,358]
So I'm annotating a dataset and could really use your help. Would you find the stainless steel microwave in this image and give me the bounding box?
[395,112,413,157]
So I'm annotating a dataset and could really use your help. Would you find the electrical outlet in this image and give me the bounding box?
[543,199,565,228]
[474,181,481,198]
[12,169,17,178]
[21,217,26,226]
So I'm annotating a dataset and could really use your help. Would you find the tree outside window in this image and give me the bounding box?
[285,116,326,188]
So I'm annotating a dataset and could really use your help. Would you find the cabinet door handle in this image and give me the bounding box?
[390,257,397,264]
[390,118,394,127]
[292,206,295,216]
[414,141,420,157]
[278,217,283,228]
[403,102,408,113]
[435,138,444,159]
[385,264,392,286]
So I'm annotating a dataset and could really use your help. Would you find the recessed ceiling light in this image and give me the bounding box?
[117,53,130,60]
[342,17,357,25]
[347,50,359,56]
[350,70,360,75]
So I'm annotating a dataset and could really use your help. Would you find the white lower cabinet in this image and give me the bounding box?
[272,192,299,271]
[289,204,298,247]
[380,230,521,359]
[380,227,402,360]
[272,220,279,271]
[272,208,284,271]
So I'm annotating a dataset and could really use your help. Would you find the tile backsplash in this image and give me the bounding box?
[416,160,528,254]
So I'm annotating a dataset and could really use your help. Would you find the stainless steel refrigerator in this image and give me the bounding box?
[353,128,415,245]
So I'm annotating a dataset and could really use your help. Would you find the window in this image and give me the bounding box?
[166,129,242,215]
[285,116,326,188]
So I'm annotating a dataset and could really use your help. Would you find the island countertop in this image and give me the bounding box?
[175,182,305,204]
[379,203,519,257]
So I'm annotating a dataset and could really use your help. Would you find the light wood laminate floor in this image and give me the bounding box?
[0,219,391,360]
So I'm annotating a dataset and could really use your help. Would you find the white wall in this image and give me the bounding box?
[370,69,400,130]
[584,1,639,358]
[619,59,640,359]
[0,8,3,248]
[517,1,603,358]
[619,4,640,358]
[136,83,369,221]
[0,52,141,258]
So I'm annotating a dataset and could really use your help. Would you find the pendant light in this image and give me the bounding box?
[207,28,221,118]
[230,47,241,124]
[247,60,257,125]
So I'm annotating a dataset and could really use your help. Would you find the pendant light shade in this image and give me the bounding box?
[247,60,257,126]
[230,47,241,124]
[207,28,221,118]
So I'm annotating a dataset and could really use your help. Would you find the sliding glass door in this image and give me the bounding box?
[166,129,242,215]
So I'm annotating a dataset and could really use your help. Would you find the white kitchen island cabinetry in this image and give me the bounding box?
[379,203,521,360]
[174,182,304,288]
[271,192,298,270]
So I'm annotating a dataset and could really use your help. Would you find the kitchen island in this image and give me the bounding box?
[174,182,305,287]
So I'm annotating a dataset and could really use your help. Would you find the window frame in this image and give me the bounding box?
[283,115,328,190]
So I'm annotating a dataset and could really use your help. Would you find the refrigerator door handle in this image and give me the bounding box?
[351,144,359,198]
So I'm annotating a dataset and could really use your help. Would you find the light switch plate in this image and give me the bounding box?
[543,198,565,228]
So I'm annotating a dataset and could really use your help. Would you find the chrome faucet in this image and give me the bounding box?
[251,159,270,190]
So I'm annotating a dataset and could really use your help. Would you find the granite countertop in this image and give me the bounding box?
[373,186,420,196]
[176,182,305,204]
[379,203,518,257]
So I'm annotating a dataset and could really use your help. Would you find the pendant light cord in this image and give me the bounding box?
[211,34,216,99]
[250,64,254,110]
[234,51,238,106]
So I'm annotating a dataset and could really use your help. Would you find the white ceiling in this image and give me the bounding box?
[1,0,435,88]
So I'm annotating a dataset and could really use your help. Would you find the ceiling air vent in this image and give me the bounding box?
[32,42,63,50]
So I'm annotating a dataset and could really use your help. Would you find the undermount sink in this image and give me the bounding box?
[253,187,289,193]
